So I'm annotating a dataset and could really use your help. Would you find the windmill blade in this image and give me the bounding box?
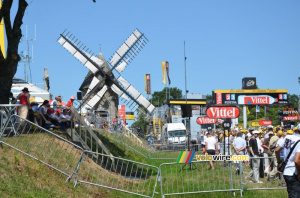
[86,76,100,94]
[109,29,148,73]
[58,33,103,73]
[111,84,130,101]
[81,85,108,114]
[117,76,155,114]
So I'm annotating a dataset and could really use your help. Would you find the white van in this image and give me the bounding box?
[162,123,187,145]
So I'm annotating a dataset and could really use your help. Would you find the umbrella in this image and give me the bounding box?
[29,96,46,104]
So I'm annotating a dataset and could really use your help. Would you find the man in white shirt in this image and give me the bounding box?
[205,133,218,170]
[276,124,300,198]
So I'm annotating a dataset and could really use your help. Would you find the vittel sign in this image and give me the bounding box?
[196,117,217,125]
[206,106,240,119]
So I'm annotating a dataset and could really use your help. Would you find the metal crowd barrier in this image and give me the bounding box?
[73,151,160,198]
[159,160,242,197]
[242,156,286,191]
[0,114,84,181]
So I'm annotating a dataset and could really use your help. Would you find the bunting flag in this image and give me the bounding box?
[166,61,171,84]
[161,61,166,85]
[247,106,250,115]
[145,74,151,94]
[176,151,195,163]
[0,1,6,58]
[256,105,260,113]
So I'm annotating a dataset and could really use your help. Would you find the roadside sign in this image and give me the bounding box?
[258,120,273,126]
[206,106,240,119]
[252,121,260,127]
[196,117,217,125]
[222,121,231,129]
[238,95,277,105]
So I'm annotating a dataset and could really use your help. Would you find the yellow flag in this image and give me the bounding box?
[247,106,250,115]
[144,75,147,94]
[161,61,166,85]
[0,1,6,58]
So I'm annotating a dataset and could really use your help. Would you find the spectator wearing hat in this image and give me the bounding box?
[268,131,283,180]
[276,124,300,198]
[13,87,31,120]
[247,130,263,183]
[66,96,75,108]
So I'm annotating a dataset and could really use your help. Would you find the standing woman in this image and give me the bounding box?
[13,87,31,120]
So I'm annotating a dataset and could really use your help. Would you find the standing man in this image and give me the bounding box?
[276,124,300,198]
[233,132,246,173]
[205,132,219,170]
[247,130,263,183]
[268,131,281,180]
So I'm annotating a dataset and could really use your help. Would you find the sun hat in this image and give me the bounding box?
[22,87,29,92]
[253,130,260,134]
[70,96,75,100]
[287,130,294,135]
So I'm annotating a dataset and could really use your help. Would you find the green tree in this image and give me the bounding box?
[151,87,182,107]
[131,108,148,134]
[288,94,299,108]
[0,0,28,104]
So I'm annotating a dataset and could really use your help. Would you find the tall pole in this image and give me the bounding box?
[184,41,189,151]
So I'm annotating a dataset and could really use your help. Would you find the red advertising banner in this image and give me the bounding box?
[258,120,273,126]
[216,93,222,105]
[206,106,240,119]
[196,117,217,125]
[283,116,299,121]
[118,105,126,119]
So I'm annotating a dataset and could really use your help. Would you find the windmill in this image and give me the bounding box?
[57,29,155,116]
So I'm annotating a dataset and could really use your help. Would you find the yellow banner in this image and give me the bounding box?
[161,61,166,85]
[252,122,260,127]
[0,1,6,58]
[144,75,147,94]
[125,115,135,120]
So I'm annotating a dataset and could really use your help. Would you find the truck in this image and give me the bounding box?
[161,123,187,145]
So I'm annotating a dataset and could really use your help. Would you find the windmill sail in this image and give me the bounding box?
[110,29,148,73]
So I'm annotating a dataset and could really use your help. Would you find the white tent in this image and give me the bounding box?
[11,78,50,100]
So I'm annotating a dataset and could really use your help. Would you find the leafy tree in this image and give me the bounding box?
[0,0,95,104]
[151,87,182,107]
[131,108,148,134]
[288,94,299,108]
[0,0,28,104]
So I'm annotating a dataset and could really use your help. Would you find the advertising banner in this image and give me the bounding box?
[283,108,299,121]
[161,61,166,85]
[196,117,217,125]
[125,112,135,120]
[206,106,240,119]
[213,89,288,105]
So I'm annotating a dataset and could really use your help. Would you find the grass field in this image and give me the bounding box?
[0,129,289,198]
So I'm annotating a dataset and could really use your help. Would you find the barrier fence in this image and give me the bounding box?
[73,151,160,198]
[159,161,242,197]
[0,115,288,197]
[0,114,84,180]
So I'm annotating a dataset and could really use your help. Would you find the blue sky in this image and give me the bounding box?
[11,0,300,104]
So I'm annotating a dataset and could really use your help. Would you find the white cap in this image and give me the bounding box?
[267,125,273,129]
[253,130,260,134]
[247,133,252,138]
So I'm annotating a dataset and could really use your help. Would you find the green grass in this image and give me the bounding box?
[0,129,289,198]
